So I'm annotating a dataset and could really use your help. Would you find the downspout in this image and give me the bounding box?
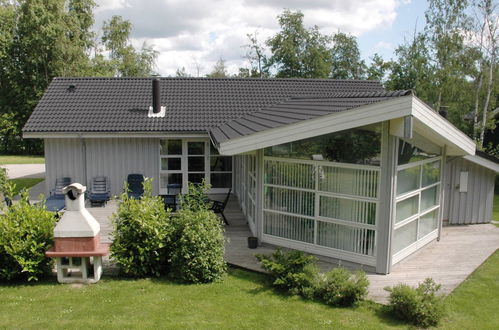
[78,133,87,186]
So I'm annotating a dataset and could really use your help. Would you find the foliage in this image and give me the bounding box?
[0,166,7,195]
[169,207,226,283]
[266,10,331,78]
[330,32,365,79]
[257,249,318,296]
[8,178,44,196]
[314,268,369,307]
[101,15,158,77]
[0,189,56,281]
[110,178,172,277]
[206,58,229,78]
[0,1,157,155]
[257,249,370,307]
[178,180,211,212]
[385,278,446,328]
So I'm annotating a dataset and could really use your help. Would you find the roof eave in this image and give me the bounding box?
[216,95,476,156]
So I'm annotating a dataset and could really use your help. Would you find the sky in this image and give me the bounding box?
[93,0,428,76]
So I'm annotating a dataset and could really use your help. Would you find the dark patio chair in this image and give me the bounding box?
[210,189,231,225]
[89,176,111,206]
[163,183,182,211]
[127,174,144,199]
[45,177,71,212]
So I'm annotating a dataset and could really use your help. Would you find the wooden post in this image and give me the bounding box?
[376,121,398,274]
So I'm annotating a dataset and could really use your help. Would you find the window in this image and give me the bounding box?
[393,140,441,257]
[159,139,232,194]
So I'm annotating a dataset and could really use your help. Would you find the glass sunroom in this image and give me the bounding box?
[214,94,475,274]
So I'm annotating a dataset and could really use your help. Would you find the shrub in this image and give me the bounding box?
[178,180,210,212]
[385,278,446,328]
[0,190,56,281]
[314,268,369,307]
[110,178,172,277]
[256,249,318,296]
[170,208,226,283]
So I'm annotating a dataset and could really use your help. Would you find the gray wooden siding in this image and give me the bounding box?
[44,138,159,196]
[443,157,495,224]
[44,138,85,195]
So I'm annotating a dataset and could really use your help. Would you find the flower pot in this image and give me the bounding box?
[247,236,258,249]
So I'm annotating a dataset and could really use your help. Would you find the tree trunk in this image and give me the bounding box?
[473,68,483,140]
[480,60,494,147]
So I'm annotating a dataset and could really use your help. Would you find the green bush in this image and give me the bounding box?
[257,249,370,306]
[385,278,446,328]
[178,180,210,212]
[110,178,173,277]
[170,208,226,283]
[314,268,369,306]
[0,190,56,281]
[257,249,318,296]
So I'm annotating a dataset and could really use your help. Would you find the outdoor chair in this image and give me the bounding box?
[163,183,182,211]
[210,189,231,225]
[89,176,111,207]
[127,174,144,199]
[45,177,71,212]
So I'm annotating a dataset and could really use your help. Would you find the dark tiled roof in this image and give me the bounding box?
[23,77,384,133]
[209,90,412,145]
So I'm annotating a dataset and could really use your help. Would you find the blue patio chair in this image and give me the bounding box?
[89,176,111,206]
[45,177,71,212]
[163,183,182,211]
[127,174,144,199]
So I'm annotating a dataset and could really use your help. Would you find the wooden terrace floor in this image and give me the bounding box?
[58,191,499,304]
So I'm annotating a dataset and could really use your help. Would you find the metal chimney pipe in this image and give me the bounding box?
[152,78,161,114]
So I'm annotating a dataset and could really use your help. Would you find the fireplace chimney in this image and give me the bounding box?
[152,78,161,114]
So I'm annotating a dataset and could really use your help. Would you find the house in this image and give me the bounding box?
[23,77,497,274]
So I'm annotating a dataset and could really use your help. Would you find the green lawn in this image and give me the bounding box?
[0,155,44,164]
[7,178,44,195]
[1,251,498,329]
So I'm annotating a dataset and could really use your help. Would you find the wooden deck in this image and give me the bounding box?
[80,195,499,304]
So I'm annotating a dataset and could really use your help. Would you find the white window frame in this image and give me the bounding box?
[159,138,233,194]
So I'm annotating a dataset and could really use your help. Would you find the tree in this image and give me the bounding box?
[330,32,365,79]
[101,15,158,77]
[206,58,229,78]
[0,2,158,155]
[266,10,332,78]
[366,53,391,83]
[243,31,269,78]
[175,67,190,77]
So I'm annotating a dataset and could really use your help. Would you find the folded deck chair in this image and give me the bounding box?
[127,174,144,199]
[210,189,231,225]
[45,177,71,212]
[89,176,111,206]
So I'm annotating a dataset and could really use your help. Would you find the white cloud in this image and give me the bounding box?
[94,0,399,76]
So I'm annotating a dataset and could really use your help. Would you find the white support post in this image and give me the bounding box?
[255,149,264,242]
[437,145,447,241]
[376,121,398,274]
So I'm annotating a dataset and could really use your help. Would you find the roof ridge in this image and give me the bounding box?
[52,76,385,83]
[290,90,412,99]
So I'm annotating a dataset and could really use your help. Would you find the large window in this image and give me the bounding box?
[264,125,382,166]
[159,139,232,194]
[393,140,441,261]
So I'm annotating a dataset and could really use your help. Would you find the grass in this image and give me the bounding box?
[1,251,499,329]
[439,250,499,329]
[0,268,405,330]
[0,155,44,164]
[7,178,44,195]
